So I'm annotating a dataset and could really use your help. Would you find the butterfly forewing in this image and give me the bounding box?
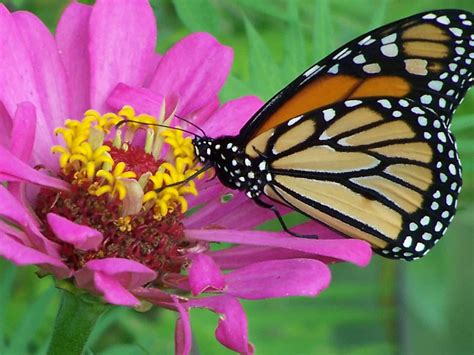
[240,9,473,139]
[254,98,461,260]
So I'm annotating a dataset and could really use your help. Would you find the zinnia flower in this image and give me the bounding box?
[0,1,372,353]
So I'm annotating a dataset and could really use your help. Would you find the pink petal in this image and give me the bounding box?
[142,53,162,87]
[186,180,225,210]
[47,213,103,251]
[214,199,296,231]
[56,1,93,118]
[188,296,253,354]
[149,33,233,116]
[75,258,157,306]
[10,102,36,162]
[173,296,192,355]
[0,5,54,164]
[190,95,220,128]
[77,258,157,288]
[107,83,164,118]
[0,185,61,256]
[291,220,350,239]
[186,229,372,267]
[188,253,226,295]
[89,0,157,112]
[203,96,263,137]
[224,258,331,299]
[0,231,71,278]
[0,184,39,230]
[208,245,340,269]
[132,287,177,310]
[0,144,69,190]
[0,102,12,149]
[93,271,141,306]
[13,11,70,133]
[185,190,280,230]
[6,114,63,229]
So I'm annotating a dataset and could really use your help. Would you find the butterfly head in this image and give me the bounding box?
[192,136,213,164]
[192,136,269,197]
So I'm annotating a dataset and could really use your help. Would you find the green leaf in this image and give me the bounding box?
[47,290,108,355]
[87,308,128,348]
[244,17,282,99]
[172,0,219,33]
[98,344,148,355]
[8,286,57,354]
[452,114,474,131]
[234,0,288,20]
[220,74,254,102]
[0,262,16,352]
[312,0,333,61]
[457,139,474,153]
[283,1,307,82]
[368,0,389,29]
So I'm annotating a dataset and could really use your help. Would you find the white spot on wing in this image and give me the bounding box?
[421,216,430,226]
[303,65,321,77]
[422,13,436,19]
[415,242,426,252]
[353,54,366,64]
[421,94,432,104]
[333,47,351,60]
[418,116,428,126]
[428,80,443,91]
[378,99,391,108]
[449,27,463,37]
[328,64,339,74]
[436,15,450,25]
[287,115,303,126]
[358,35,372,45]
[403,236,413,248]
[363,63,381,74]
[345,100,362,107]
[381,33,397,44]
[323,108,336,121]
[381,43,398,57]
[411,106,425,114]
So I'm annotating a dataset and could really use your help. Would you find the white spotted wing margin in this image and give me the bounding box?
[259,98,462,261]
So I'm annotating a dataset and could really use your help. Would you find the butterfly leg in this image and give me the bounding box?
[252,197,319,239]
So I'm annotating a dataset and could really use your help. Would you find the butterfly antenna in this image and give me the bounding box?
[155,163,213,193]
[174,114,207,137]
[115,119,202,137]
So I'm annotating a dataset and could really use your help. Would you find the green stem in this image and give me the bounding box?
[47,290,108,355]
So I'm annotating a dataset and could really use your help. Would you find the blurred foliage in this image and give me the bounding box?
[0,0,473,354]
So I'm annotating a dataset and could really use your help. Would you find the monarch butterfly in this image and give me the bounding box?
[192,9,473,261]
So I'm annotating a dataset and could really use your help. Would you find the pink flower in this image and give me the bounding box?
[0,1,372,354]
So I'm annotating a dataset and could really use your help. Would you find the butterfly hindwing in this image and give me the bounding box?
[240,9,473,140]
[252,97,461,260]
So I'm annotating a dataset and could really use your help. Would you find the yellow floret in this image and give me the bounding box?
[52,105,203,217]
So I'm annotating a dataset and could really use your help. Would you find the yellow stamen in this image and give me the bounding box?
[52,105,203,217]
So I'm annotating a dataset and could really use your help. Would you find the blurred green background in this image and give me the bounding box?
[0,0,473,354]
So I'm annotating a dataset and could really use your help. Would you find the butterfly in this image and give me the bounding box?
[192,9,473,261]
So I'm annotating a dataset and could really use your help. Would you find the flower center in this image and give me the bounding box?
[35,106,202,277]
